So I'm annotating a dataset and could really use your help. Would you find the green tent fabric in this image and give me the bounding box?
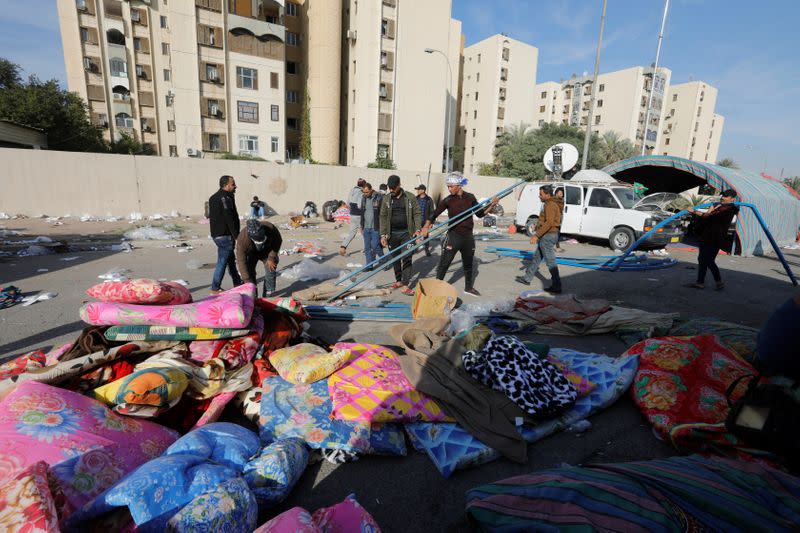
[604,155,800,256]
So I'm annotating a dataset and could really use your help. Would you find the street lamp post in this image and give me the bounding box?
[425,47,453,173]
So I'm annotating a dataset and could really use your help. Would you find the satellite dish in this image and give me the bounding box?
[543,143,579,177]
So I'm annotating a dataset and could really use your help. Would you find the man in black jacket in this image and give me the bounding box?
[686,189,739,291]
[209,175,243,294]
[414,184,435,256]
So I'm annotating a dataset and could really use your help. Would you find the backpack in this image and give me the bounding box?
[725,373,800,468]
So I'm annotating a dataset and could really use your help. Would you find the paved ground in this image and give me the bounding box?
[1,214,797,531]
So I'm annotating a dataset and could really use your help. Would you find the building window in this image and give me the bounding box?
[166,94,173,106]
[286,31,299,46]
[163,68,171,81]
[271,104,279,121]
[598,84,605,92]
[239,135,258,154]
[169,145,178,156]
[270,72,278,89]
[271,136,279,153]
[665,138,670,145]
[502,47,510,61]
[167,120,175,131]
[538,119,544,126]
[206,63,220,82]
[351,118,355,131]
[80,27,89,42]
[160,15,168,28]
[672,93,677,101]
[110,58,126,77]
[133,38,142,51]
[287,90,298,103]
[477,53,481,63]
[473,110,477,119]
[539,105,545,113]
[76,0,87,10]
[238,101,258,123]
[162,42,169,55]
[476,73,480,82]
[475,92,478,101]
[236,67,257,89]
[286,2,297,16]
[381,18,395,38]
[471,146,475,156]
[287,117,298,130]
[472,128,476,138]
[540,91,547,98]
[377,144,389,158]
[286,62,297,75]
[595,115,601,125]
[597,99,603,108]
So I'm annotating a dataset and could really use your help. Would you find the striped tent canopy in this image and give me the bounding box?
[603,155,800,257]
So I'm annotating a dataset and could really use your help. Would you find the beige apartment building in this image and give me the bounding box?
[459,35,538,175]
[533,66,672,154]
[657,81,724,163]
[340,0,461,173]
[57,0,342,162]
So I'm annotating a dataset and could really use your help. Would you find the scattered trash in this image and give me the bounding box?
[128,212,144,221]
[783,243,800,250]
[346,262,363,268]
[357,296,385,307]
[186,260,205,270]
[0,213,10,220]
[109,243,133,252]
[18,245,55,257]
[0,229,21,237]
[166,243,194,253]
[302,201,319,219]
[281,258,343,282]
[98,267,130,281]
[447,296,517,335]
[60,256,80,262]
[21,292,58,307]
[171,279,190,286]
[567,420,592,433]
[123,226,180,240]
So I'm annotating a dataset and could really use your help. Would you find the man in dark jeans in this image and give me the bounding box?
[686,189,739,291]
[421,173,498,297]
[379,175,422,295]
[360,182,384,269]
[209,175,243,294]
[414,184,435,256]
[515,185,563,293]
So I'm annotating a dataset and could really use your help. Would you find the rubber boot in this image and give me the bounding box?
[545,267,562,294]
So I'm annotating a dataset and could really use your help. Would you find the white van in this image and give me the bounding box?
[514,179,684,250]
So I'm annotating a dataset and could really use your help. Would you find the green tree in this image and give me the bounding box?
[300,91,312,161]
[367,153,396,170]
[492,121,605,180]
[108,132,155,155]
[449,144,464,167]
[669,194,706,211]
[217,151,265,161]
[784,176,800,193]
[717,157,739,169]
[476,162,499,175]
[0,58,106,152]
[597,131,637,166]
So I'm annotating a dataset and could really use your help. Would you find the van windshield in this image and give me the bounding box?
[612,188,637,209]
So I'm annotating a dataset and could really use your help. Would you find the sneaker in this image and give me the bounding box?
[339,246,347,256]
[401,286,415,296]
[208,289,223,296]
[464,288,481,297]
[515,276,531,286]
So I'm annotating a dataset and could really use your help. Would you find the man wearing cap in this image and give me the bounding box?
[379,175,422,295]
[235,218,283,297]
[686,189,739,291]
[414,184,435,256]
[340,178,367,256]
[421,173,498,297]
[515,184,562,293]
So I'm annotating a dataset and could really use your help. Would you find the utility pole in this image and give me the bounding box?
[641,0,670,156]
[581,0,607,170]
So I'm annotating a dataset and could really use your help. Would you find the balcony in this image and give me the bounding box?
[228,13,285,42]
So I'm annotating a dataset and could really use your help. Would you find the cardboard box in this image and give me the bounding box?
[412,278,458,319]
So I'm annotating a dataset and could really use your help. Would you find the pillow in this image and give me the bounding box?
[93,367,189,415]
[163,282,192,305]
[165,422,261,471]
[0,382,178,517]
[242,438,308,508]
[329,343,452,423]
[166,477,257,533]
[0,461,60,533]
[86,279,185,305]
[254,494,381,533]
[269,343,352,385]
[259,377,406,456]
[257,296,309,321]
[105,325,250,342]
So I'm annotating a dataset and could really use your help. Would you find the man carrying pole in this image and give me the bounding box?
[379,175,422,296]
[515,185,563,293]
[421,173,498,297]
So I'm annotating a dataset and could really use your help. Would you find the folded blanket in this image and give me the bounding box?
[86,279,192,305]
[80,283,256,328]
[105,325,250,341]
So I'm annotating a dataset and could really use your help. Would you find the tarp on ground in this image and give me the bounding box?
[603,155,800,256]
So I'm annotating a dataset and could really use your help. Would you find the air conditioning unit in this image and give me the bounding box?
[214,110,224,118]
[208,75,220,83]
[346,30,357,41]
[76,0,87,11]
[144,126,153,133]
[187,148,200,157]
[113,93,122,100]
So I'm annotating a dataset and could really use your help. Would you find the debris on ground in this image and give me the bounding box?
[280,258,343,282]
[123,226,180,241]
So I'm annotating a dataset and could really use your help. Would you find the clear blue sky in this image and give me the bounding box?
[0,0,797,177]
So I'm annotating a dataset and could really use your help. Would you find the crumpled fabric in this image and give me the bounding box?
[0,350,46,380]
[254,494,381,533]
[462,335,576,418]
[165,477,257,533]
[242,438,308,508]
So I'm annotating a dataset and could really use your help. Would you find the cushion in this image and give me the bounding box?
[86,279,192,305]
[257,296,309,321]
[93,367,189,415]
[0,381,178,517]
[166,477,258,533]
[105,325,250,341]
[269,343,352,384]
[0,461,60,533]
[165,422,261,471]
[328,343,451,423]
[0,350,46,381]
[254,494,381,533]
[242,438,308,508]
[80,283,256,328]
[259,377,406,456]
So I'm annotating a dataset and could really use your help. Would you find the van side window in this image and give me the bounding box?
[565,187,581,205]
[588,189,619,209]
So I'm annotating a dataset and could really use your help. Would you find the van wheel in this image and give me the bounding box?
[525,217,539,237]
[609,227,635,251]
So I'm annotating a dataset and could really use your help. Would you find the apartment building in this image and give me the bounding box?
[57,0,342,162]
[533,66,672,153]
[459,35,538,175]
[341,0,461,172]
[657,81,724,163]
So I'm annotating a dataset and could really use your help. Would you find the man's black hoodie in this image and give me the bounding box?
[209,189,240,238]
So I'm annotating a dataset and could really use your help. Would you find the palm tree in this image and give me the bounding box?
[784,176,800,193]
[495,122,531,151]
[598,131,637,166]
[669,194,706,212]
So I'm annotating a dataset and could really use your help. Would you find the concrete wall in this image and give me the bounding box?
[0,148,518,217]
